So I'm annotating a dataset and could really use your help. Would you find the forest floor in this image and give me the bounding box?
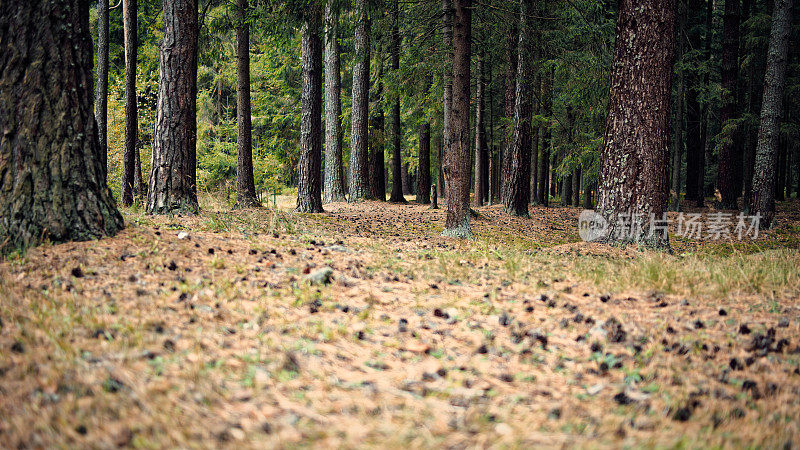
[2,196,800,448]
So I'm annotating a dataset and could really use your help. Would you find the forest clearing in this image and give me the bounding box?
[2,198,800,448]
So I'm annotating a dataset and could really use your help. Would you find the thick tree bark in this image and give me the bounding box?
[442,0,471,237]
[440,0,453,200]
[235,0,258,208]
[595,0,676,249]
[716,0,742,209]
[473,54,487,207]
[146,0,199,214]
[349,0,371,201]
[417,123,431,203]
[296,13,324,213]
[389,0,406,203]
[748,0,793,227]
[122,0,138,206]
[96,0,109,183]
[323,0,346,203]
[502,1,533,217]
[537,70,552,206]
[369,43,386,201]
[0,0,124,254]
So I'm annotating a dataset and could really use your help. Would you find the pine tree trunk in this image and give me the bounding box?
[502,1,533,217]
[749,0,793,226]
[349,0,371,201]
[572,167,581,206]
[369,41,386,200]
[122,0,138,206]
[716,0,741,209]
[529,74,540,205]
[442,0,472,237]
[402,163,412,195]
[583,183,593,209]
[684,0,703,205]
[696,0,713,206]
[500,20,518,203]
[743,4,769,204]
[473,54,487,207]
[0,0,124,254]
[417,123,431,203]
[296,13,324,213]
[235,0,258,207]
[537,70,552,206]
[389,0,406,203]
[96,0,109,183]
[595,0,676,249]
[441,0,453,200]
[146,0,199,214]
[323,0,346,203]
[670,66,685,211]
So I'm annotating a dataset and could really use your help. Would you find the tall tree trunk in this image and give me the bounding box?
[697,0,714,205]
[502,1,533,217]
[473,54,487,207]
[684,0,704,206]
[235,0,258,207]
[418,123,431,203]
[488,62,500,204]
[563,105,576,206]
[0,0,124,254]
[669,3,686,211]
[596,0,676,249]
[323,0,346,203]
[402,163,412,195]
[500,20,518,203]
[442,0,472,237]
[583,183,593,209]
[749,0,793,226]
[716,0,742,209]
[369,42,386,200]
[389,0,406,203]
[96,0,109,183]
[573,167,581,206]
[146,0,199,214]
[670,73,685,210]
[529,74,540,205]
[537,70,552,206]
[349,0,371,201]
[440,0,453,200]
[296,13,324,213]
[122,0,138,206]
